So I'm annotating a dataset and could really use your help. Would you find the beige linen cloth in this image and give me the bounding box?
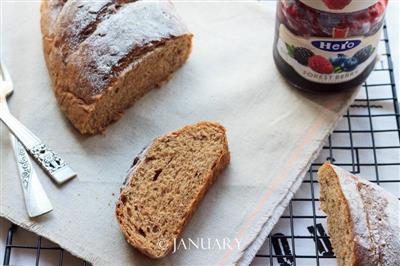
[0,1,359,265]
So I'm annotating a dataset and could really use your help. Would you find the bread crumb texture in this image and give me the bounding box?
[116,121,230,258]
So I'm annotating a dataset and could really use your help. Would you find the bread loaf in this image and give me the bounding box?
[318,163,400,266]
[115,121,230,258]
[41,0,192,134]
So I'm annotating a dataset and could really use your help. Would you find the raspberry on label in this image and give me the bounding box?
[308,55,334,74]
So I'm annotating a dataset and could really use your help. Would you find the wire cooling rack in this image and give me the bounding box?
[2,25,399,266]
[253,24,399,266]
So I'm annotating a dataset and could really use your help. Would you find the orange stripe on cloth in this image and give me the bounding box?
[218,99,339,265]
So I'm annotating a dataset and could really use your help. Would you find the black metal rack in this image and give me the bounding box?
[254,24,399,266]
[2,25,399,266]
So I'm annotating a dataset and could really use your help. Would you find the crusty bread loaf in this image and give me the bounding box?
[40,0,192,134]
[318,163,400,266]
[115,121,230,258]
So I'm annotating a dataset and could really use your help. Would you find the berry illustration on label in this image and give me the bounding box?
[294,47,314,66]
[308,55,334,74]
[341,57,359,72]
[330,54,358,72]
[285,42,375,76]
[353,45,374,64]
[322,0,352,10]
[330,54,348,69]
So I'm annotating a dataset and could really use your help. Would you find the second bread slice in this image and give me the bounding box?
[116,121,230,258]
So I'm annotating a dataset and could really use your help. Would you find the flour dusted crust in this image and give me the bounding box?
[40,0,192,134]
[115,121,230,258]
[318,163,400,266]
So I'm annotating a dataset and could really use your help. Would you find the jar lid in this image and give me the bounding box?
[299,0,380,13]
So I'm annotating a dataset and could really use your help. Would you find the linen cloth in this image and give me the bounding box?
[0,2,358,265]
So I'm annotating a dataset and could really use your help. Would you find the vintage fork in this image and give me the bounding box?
[0,62,53,217]
[0,61,77,184]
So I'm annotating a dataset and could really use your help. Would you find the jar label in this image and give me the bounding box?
[299,0,379,13]
[277,24,381,84]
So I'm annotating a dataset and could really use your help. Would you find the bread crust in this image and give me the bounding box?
[115,121,230,258]
[40,0,192,134]
[318,163,400,266]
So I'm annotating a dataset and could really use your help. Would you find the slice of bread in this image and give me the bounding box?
[116,121,230,258]
[318,163,400,266]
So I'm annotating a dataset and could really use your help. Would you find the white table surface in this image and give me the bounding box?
[1,2,399,266]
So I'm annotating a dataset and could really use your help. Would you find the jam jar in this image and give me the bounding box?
[273,0,388,92]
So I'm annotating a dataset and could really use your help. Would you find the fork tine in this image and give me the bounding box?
[0,60,12,82]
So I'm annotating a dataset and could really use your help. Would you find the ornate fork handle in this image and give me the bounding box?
[0,111,76,184]
[12,136,53,217]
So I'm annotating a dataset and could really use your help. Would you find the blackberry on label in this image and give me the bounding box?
[293,47,314,66]
[353,45,373,64]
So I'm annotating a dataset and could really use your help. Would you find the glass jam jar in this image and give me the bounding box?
[273,0,388,92]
